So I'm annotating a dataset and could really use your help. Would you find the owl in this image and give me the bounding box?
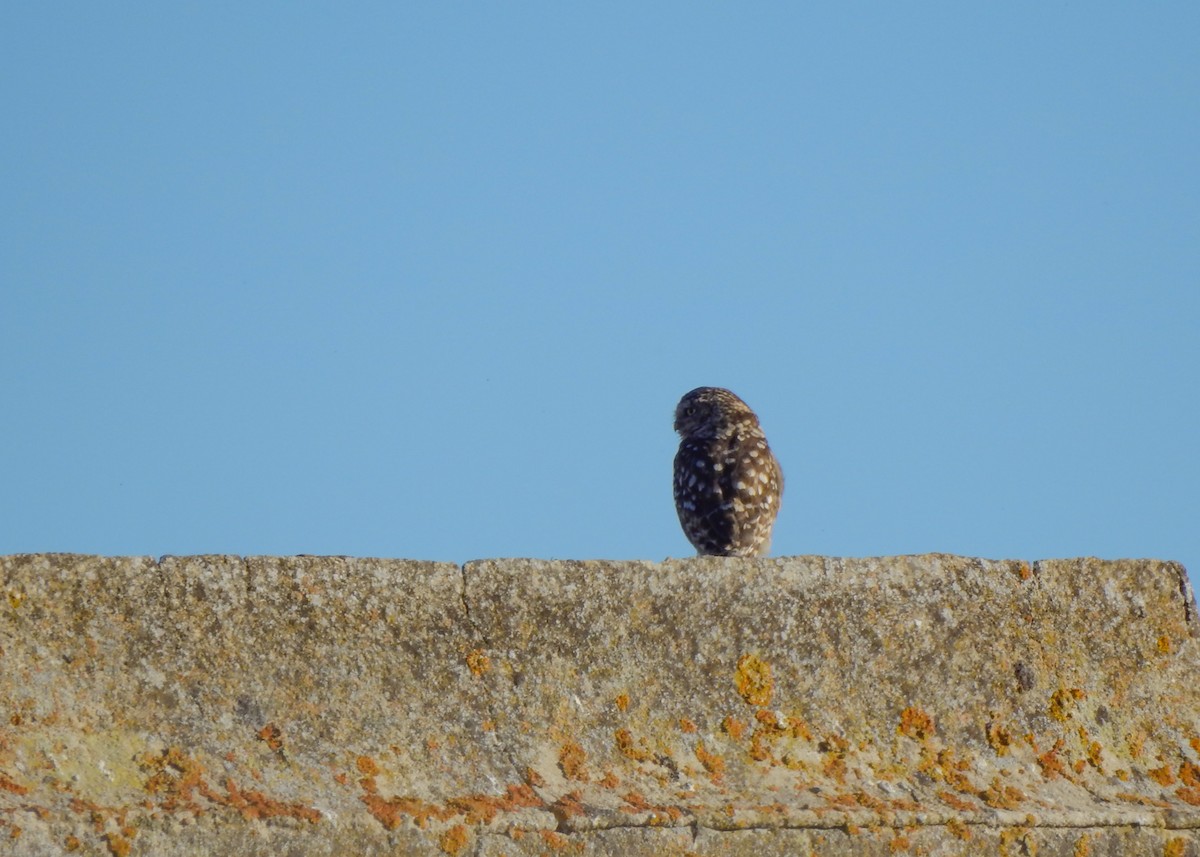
[673,387,783,557]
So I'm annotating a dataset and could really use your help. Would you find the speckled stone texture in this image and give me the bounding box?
[0,554,1196,856]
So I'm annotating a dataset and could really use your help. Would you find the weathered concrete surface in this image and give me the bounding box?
[0,554,1196,856]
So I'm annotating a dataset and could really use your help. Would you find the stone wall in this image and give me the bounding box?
[0,553,1197,856]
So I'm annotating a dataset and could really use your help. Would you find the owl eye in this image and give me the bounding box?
[685,406,697,416]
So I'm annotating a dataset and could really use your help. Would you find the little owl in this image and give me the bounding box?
[673,387,783,557]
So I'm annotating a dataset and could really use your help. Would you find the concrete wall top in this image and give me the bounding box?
[0,554,1196,856]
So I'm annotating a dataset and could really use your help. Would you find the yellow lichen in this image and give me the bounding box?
[947,818,971,840]
[439,824,469,855]
[734,654,773,707]
[897,706,935,741]
[722,716,747,740]
[465,649,491,676]
[998,828,1036,857]
[1148,764,1176,786]
[986,719,1013,756]
[694,742,725,780]
[558,741,589,782]
[614,729,654,763]
[257,723,283,751]
[1049,688,1086,722]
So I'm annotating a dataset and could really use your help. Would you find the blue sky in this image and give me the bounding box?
[2,5,1196,580]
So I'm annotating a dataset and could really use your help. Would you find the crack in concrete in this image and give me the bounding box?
[1173,561,1198,636]
[458,561,529,789]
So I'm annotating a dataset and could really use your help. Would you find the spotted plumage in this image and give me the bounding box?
[672,387,783,557]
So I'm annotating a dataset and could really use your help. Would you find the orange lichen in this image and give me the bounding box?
[897,707,935,741]
[465,649,491,676]
[734,654,774,707]
[1049,688,1086,722]
[981,777,1025,810]
[1085,741,1104,772]
[257,723,283,751]
[787,716,814,741]
[356,755,379,776]
[140,747,207,805]
[558,741,589,782]
[946,818,972,840]
[0,771,29,795]
[619,791,683,823]
[104,833,131,857]
[614,694,630,712]
[498,784,543,811]
[844,791,886,812]
[1015,562,1034,581]
[694,742,725,780]
[888,833,912,852]
[817,735,850,784]
[999,828,1034,857]
[1114,792,1172,808]
[1176,786,1200,806]
[597,771,619,788]
[1073,833,1091,857]
[1148,765,1177,786]
[361,793,451,829]
[749,733,775,764]
[679,718,698,734]
[1036,739,1069,781]
[222,778,322,823]
[445,796,504,825]
[755,709,779,727]
[937,790,979,812]
[1180,761,1200,788]
[986,720,1013,756]
[826,792,860,809]
[919,747,975,794]
[614,729,655,763]
[359,776,455,831]
[1158,635,1173,654]
[539,829,579,852]
[65,836,81,852]
[547,790,585,824]
[748,710,814,767]
[524,767,545,787]
[1165,838,1188,857]
[621,791,651,812]
[1128,730,1147,759]
[445,784,543,824]
[722,716,747,740]
[439,824,469,854]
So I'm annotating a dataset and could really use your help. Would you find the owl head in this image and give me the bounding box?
[673,387,758,439]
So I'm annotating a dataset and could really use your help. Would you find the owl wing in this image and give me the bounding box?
[674,440,741,553]
[711,434,782,550]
